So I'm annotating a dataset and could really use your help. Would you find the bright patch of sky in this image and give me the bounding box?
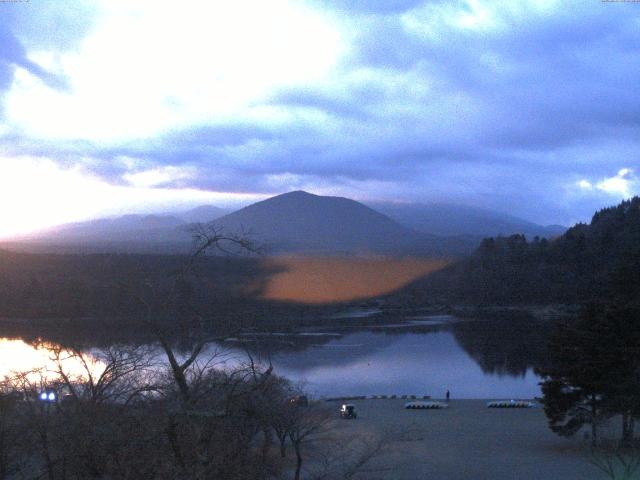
[578,168,638,199]
[5,1,344,142]
[0,157,262,237]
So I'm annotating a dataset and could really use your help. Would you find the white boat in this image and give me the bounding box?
[486,400,535,408]
[404,400,449,409]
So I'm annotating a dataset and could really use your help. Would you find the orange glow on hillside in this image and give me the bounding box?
[261,256,448,304]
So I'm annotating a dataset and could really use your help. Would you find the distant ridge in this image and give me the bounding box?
[28,214,186,243]
[371,202,565,239]
[16,204,229,248]
[175,205,228,224]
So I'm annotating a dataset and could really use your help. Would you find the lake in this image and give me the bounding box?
[256,330,542,399]
[0,313,549,400]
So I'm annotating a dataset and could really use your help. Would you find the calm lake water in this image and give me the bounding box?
[219,313,549,399]
[0,314,549,400]
[257,331,541,399]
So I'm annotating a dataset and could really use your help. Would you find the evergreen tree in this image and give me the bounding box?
[537,304,640,446]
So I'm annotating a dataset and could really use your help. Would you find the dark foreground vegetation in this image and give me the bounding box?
[0,339,385,480]
[0,249,336,341]
[538,304,640,446]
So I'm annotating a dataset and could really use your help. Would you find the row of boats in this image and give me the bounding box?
[404,400,536,409]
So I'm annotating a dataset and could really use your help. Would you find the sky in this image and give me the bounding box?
[0,0,639,237]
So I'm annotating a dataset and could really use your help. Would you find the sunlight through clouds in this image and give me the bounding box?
[0,157,262,238]
[5,0,346,142]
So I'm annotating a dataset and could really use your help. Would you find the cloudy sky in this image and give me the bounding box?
[0,0,638,237]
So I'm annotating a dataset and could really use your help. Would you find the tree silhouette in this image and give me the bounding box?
[537,304,640,446]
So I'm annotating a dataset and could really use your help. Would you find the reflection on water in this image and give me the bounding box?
[0,338,105,381]
[0,315,550,399]
[246,330,543,399]
[452,317,550,377]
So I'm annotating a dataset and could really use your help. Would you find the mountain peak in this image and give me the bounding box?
[280,190,317,198]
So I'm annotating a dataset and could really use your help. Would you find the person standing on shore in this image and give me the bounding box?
[446,389,450,402]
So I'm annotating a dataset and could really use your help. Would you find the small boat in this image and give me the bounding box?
[486,400,535,408]
[404,401,449,409]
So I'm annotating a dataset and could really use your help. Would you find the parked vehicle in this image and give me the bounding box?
[340,403,357,419]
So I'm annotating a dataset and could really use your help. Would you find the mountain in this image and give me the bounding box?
[10,213,195,254]
[175,205,229,224]
[29,214,187,243]
[14,204,231,253]
[370,202,565,238]
[212,191,432,254]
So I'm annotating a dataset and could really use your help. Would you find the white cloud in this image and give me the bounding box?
[402,0,562,37]
[576,168,638,199]
[123,166,196,188]
[577,179,592,190]
[4,1,346,142]
[596,168,636,197]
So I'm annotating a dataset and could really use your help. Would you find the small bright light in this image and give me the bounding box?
[39,392,48,401]
[48,392,56,401]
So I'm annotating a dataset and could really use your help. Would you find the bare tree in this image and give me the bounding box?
[309,433,392,480]
[7,369,61,480]
[589,440,640,480]
[47,343,157,405]
[0,381,25,479]
[287,404,332,480]
[133,223,261,405]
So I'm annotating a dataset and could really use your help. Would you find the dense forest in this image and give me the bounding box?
[0,250,332,341]
[406,197,640,307]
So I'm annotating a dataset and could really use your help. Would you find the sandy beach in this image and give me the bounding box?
[326,399,605,479]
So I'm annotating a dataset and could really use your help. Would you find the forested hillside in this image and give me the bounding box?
[0,251,283,323]
[407,197,640,306]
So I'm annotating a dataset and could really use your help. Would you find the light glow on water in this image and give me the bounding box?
[0,338,104,382]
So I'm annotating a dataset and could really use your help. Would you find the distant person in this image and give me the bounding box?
[446,389,450,402]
